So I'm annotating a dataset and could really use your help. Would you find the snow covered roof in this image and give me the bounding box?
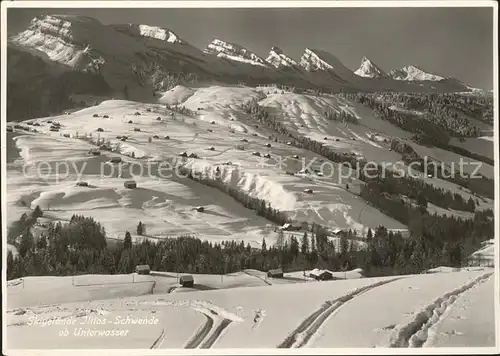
[268,268,283,275]
[309,268,332,277]
[280,223,291,230]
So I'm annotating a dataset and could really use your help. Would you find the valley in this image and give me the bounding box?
[3,8,496,351]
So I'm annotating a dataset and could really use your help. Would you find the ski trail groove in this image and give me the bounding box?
[185,302,241,349]
[150,328,166,349]
[185,314,214,349]
[199,318,233,349]
[278,277,402,348]
[388,272,493,348]
[243,270,272,286]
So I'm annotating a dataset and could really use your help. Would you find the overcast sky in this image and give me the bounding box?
[8,7,494,89]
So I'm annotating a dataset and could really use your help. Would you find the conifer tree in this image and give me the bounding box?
[367,228,373,243]
[301,231,309,254]
[276,230,285,250]
[124,231,132,250]
[311,232,316,253]
[32,205,43,219]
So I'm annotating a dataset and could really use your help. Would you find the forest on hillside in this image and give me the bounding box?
[7,196,492,281]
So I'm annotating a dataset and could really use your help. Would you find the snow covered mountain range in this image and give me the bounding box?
[8,14,475,109]
[353,57,452,83]
[388,65,445,81]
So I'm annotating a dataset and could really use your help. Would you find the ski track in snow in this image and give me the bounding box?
[387,272,493,348]
[200,318,233,348]
[243,270,272,286]
[185,301,242,349]
[278,277,402,348]
[150,328,166,349]
[185,314,214,349]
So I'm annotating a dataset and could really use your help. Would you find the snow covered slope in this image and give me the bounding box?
[424,276,495,347]
[8,82,489,248]
[6,269,495,349]
[354,56,389,78]
[311,270,494,348]
[7,86,411,246]
[257,90,494,213]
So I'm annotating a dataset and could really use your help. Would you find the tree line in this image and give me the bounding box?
[8,205,486,281]
[384,92,493,126]
[345,92,489,138]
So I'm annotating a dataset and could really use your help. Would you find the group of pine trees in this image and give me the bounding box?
[323,110,358,124]
[164,103,195,117]
[360,181,493,268]
[386,92,493,126]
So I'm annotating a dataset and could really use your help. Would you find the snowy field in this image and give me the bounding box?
[9,84,488,245]
[6,85,423,247]
[7,268,368,309]
[5,268,495,349]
